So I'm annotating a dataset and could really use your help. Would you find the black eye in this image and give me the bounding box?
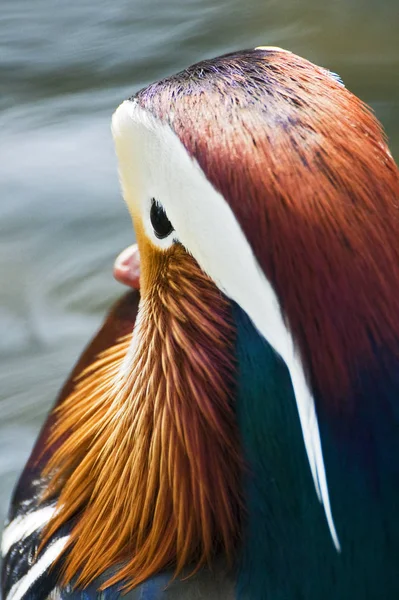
[150,199,174,240]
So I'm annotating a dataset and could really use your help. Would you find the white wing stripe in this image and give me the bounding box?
[2,506,56,557]
[6,536,69,600]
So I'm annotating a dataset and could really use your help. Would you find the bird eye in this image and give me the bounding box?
[150,199,174,240]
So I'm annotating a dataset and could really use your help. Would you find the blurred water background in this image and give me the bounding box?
[0,0,398,534]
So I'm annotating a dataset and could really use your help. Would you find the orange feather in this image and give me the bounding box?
[41,246,243,591]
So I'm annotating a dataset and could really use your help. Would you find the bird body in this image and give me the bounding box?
[2,48,399,599]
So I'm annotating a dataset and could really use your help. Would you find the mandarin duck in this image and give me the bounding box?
[2,47,399,600]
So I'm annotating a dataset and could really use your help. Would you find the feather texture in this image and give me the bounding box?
[41,246,242,591]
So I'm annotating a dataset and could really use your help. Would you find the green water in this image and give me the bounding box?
[0,0,398,531]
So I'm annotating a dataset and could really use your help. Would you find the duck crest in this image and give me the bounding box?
[137,48,399,413]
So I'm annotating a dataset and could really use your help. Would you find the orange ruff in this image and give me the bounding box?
[41,248,242,590]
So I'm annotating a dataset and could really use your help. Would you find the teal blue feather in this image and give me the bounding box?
[233,303,399,599]
[315,346,399,598]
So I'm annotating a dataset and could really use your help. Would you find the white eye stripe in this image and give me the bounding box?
[112,99,340,551]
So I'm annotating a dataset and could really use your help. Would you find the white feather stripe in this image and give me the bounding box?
[290,361,340,550]
[1,506,56,557]
[6,536,69,600]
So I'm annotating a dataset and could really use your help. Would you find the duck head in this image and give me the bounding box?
[42,48,399,592]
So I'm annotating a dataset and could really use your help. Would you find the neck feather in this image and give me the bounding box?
[41,251,243,591]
